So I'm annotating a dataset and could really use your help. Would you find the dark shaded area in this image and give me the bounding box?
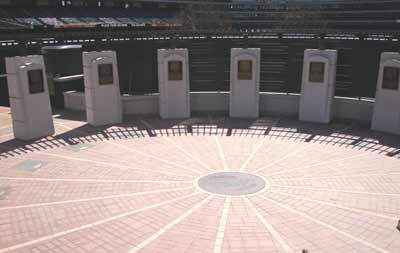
[1,111,399,160]
[42,45,84,108]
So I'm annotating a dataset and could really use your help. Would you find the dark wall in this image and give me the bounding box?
[42,45,84,108]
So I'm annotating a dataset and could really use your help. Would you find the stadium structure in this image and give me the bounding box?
[0,1,399,252]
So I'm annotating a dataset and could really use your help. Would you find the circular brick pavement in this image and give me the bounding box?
[0,111,400,252]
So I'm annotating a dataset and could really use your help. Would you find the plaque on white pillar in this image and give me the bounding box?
[299,49,337,123]
[5,55,54,140]
[371,52,400,135]
[157,48,190,119]
[230,48,260,118]
[83,51,122,126]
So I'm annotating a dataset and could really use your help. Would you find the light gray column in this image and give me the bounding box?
[83,51,122,126]
[299,49,337,123]
[371,52,400,135]
[157,48,190,119]
[229,48,260,118]
[5,55,54,140]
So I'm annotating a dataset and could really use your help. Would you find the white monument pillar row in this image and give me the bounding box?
[157,48,190,119]
[5,55,54,141]
[371,52,400,135]
[299,49,337,123]
[83,51,122,126]
[229,48,260,118]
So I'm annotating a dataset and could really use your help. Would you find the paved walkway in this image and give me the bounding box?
[0,107,399,252]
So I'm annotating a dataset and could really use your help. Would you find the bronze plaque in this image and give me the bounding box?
[309,62,325,83]
[238,60,252,80]
[382,66,399,90]
[98,63,114,85]
[168,61,183,81]
[27,69,44,94]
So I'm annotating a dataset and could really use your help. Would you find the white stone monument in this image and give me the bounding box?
[229,48,260,118]
[371,52,400,135]
[5,55,54,140]
[157,48,190,119]
[299,49,337,123]
[83,51,122,126]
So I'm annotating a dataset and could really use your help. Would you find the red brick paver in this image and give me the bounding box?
[0,107,399,252]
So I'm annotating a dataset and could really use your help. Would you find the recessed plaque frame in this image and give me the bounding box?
[309,61,325,83]
[168,60,183,81]
[237,60,253,80]
[98,63,114,85]
[382,66,400,90]
[27,69,45,94]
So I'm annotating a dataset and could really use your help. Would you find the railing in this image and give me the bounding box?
[0,74,84,82]
[53,74,83,83]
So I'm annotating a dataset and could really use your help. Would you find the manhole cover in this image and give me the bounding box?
[0,186,10,200]
[63,143,94,152]
[15,160,47,172]
[197,172,268,196]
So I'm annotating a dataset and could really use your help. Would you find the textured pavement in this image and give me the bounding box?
[0,106,400,253]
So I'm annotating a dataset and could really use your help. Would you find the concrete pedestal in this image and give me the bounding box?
[371,52,400,135]
[157,48,190,119]
[83,51,122,126]
[229,48,260,118]
[299,49,337,123]
[5,55,54,140]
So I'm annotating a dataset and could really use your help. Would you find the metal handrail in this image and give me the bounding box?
[0,74,84,82]
[1,74,85,84]
[53,74,83,83]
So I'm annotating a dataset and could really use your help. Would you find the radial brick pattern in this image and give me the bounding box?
[0,107,400,252]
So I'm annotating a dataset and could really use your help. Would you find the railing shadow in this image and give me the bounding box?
[0,110,399,159]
